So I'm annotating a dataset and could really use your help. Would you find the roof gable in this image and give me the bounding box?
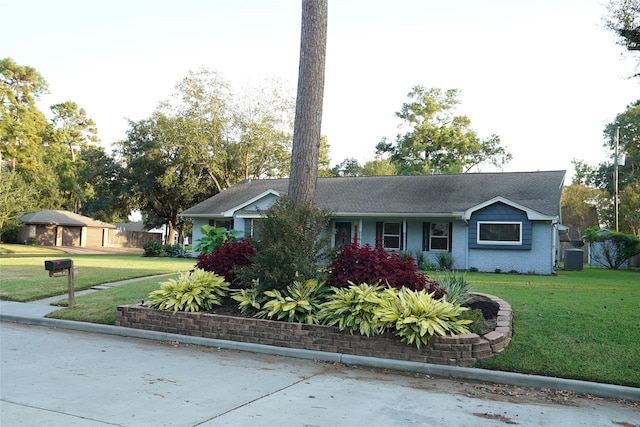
[222,189,284,217]
[463,196,557,221]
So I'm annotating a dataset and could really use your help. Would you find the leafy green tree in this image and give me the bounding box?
[331,158,363,177]
[48,101,100,212]
[0,58,57,207]
[603,100,639,188]
[603,0,640,76]
[572,101,639,234]
[361,157,397,176]
[158,68,233,192]
[118,113,219,245]
[620,180,640,235]
[584,227,640,269]
[229,78,294,180]
[288,0,328,206]
[77,145,131,223]
[0,57,49,162]
[376,86,512,174]
[317,136,333,177]
[561,184,611,239]
[0,170,37,242]
[157,69,294,190]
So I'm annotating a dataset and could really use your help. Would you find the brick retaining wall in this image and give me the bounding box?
[116,292,512,367]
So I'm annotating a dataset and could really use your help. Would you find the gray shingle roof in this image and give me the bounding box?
[21,210,116,228]
[181,171,566,218]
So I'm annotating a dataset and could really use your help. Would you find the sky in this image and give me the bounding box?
[3,0,639,182]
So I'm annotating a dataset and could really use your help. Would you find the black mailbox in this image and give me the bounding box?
[44,259,73,271]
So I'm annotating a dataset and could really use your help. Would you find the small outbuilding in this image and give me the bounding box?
[18,210,115,247]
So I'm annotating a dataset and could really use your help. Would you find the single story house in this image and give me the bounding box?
[181,170,566,275]
[18,210,115,247]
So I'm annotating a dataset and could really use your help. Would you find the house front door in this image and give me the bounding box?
[335,222,352,250]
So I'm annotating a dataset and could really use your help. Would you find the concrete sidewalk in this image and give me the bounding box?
[2,321,639,427]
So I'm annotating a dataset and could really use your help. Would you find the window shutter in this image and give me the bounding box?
[423,222,430,251]
[400,222,404,250]
[375,222,383,245]
[448,222,453,252]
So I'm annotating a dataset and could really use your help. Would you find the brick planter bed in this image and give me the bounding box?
[116,292,512,367]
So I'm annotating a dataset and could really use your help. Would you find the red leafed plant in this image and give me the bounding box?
[195,240,255,286]
[326,239,445,299]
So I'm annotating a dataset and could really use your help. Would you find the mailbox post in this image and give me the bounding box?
[44,259,75,308]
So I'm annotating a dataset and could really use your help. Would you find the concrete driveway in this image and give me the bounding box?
[1,322,638,427]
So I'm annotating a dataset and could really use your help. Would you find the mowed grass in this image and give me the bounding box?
[0,254,195,301]
[48,275,179,325]
[0,244,67,255]
[431,268,640,387]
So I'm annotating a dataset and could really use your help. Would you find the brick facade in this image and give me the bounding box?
[116,292,512,367]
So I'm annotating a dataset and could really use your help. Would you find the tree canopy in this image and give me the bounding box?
[375,86,512,175]
[570,100,640,235]
[604,0,640,76]
[117,68,296,242]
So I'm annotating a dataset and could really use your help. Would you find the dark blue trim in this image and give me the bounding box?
[468,202,532,250]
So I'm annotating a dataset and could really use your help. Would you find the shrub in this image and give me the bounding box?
[193,225,242,255]
[435,252,454,270]
[584,228,640,269]
[326,240,434,292]
[317,282,391,336]
[256,278,330,324]
[438,271,473,305]
[143,240,163,257]
[375,287,472,348]
[195,240,256,286]
[146,269,230,312]
[143,241,187,258]
[235,196,332,292]
[468,266,479,272]
[163,244,187,258]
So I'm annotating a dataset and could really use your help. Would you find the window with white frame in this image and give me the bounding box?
[382,222,401,249]
[430,222,450,251]
[477,221,522,245]
[422,222,451,251]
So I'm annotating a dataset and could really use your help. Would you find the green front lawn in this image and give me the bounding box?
[48,275,177,325]
[0,254,195,301]
[0,243,67,255]
[431,268,640,387]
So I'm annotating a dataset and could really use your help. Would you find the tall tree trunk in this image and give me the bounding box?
[288,0,328,206]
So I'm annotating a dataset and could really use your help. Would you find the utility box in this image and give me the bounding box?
[564,249,584,271]
[44,259,73,271]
